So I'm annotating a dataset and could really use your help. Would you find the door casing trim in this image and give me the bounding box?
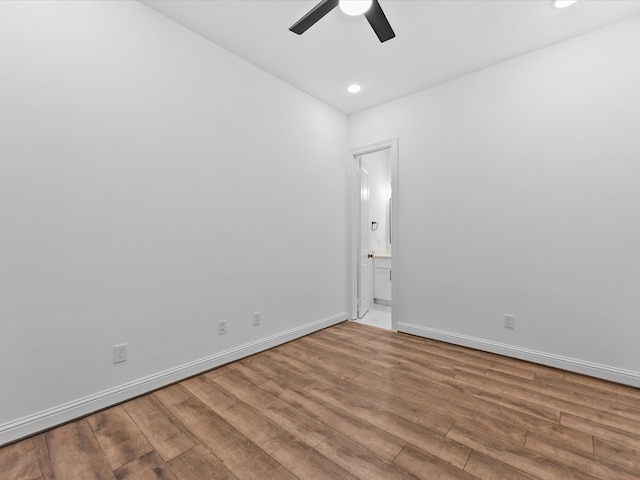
[349,138,399,331]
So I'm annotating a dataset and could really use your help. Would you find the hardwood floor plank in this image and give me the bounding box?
[593,437,640,474]
[305,383,472,469]
[181,375,294,454]
[237,352,317,390]
[393,444,478,480]
[463,451,539,480]
[258,344,476,454]
[246,350,460,444]
[229,450,299,480]
[312,324,358,343]
[304,362,454,424]
[447,422,598,480]
[395,351,485,380]
[261,377,406,462]
[384,369,593,452]
[290,337,364,378]
[168,397,263,471]
[335,323,411,352]
[212,360,273,385]
[402,372,561,423]
[413,336,546,378]
[307,378,453,435]
[353,370,547,448]
[0,437,43,480]
[271,439,359,480]
[344,331,489,379]
[482,369,640,423]
[211,372,333,447]
[305,367,456,437]
[86,405,154,470]
[123,394,197,462]
[349,325,536,380]
[316,432,420,480]
[525,432,640,480]
[46,419,116,480]
[563,372,640,401]
[313,326,388,348]
[392,364,539,423]
[114,451,177,480]
[206,362,271,395]
[299,334,405,380]
[152,384,192,408]
[182,375,238,410]
[298,337,396,375]
[261,348,315,374]
[560,413,640,452]
[32,434,56,480]
[167,445,238,480]
[241,352,314,383]
[534,369,566,380]
[455,370,640,434]
[271,340,328,365]
[532,373,640,410]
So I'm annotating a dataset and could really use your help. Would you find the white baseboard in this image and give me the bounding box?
[0,312,348,447]
[398,322,640,388]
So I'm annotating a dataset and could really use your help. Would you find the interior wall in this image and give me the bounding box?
[349,14,640,386]
[0,0,349,444]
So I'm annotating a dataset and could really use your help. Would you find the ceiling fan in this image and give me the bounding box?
[289,0,395,43]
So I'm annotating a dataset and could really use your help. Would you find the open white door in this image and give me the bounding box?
[358,166,372,318]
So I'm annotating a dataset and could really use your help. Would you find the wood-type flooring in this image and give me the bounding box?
[2,321,640,479]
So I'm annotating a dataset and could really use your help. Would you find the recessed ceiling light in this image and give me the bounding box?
[339,0,373,17]
[347,84,362,94]
[553,0,580,8]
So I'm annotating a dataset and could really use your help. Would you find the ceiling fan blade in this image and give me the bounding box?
[289,0,339,35]
[364,0,395,43]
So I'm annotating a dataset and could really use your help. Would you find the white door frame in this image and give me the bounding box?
[349,138,399,331]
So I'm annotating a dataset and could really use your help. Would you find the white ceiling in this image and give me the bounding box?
[140,0,640,115]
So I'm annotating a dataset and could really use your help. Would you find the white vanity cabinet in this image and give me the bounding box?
[373,257,392,303]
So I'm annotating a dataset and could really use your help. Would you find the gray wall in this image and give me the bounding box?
[349,15,640,385]
[0,0,349,444]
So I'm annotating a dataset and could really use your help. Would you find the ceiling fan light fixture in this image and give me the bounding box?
[553,0,580,8]
[289,0,394,43]
[339,0,373,16]
[347,83,363,94]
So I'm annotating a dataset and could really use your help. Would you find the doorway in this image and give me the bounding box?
[350,139,398,331]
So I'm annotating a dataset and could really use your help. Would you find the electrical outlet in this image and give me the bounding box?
[253,312,261,326]
[218,320,227,335]
[504,315,515,329]
[113,343,128,363]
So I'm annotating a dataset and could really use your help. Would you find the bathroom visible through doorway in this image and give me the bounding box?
[350,139,398,331]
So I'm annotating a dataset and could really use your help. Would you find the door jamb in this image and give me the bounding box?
[349,138,399,331]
